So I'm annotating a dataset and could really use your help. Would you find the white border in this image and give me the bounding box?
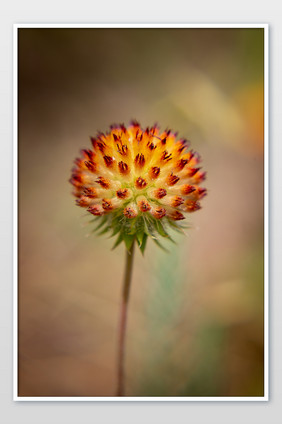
[13,23,18,403]
[13,23,269,402]
[264,24,269,402]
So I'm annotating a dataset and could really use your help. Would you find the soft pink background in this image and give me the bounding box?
[18,28,264,396]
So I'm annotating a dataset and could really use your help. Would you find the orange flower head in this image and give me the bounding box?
[70,122,207,252]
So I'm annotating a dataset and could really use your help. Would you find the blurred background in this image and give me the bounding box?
[18,28,264,397]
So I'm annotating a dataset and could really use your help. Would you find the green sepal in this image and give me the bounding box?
[112,232,124,250]
[96,225,111,236]
[135,217,145,247]
[91,215,108,233]
[110,225,122,238]
[88,207,188,253]
[139,233,148,255]
[123,233,135,252]
[128,217,138,235]
[167,219,188,234]
[153,219,169,238]
[136,230,145,247]
[143,216,156,238]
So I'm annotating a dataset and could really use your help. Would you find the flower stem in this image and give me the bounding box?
[117,241,135,396]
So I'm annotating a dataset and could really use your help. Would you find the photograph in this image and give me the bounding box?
[16,25,266,399]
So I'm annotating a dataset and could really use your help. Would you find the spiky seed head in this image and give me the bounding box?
[70,122,207,252]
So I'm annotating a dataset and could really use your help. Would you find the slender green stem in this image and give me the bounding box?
[117,241,135,396]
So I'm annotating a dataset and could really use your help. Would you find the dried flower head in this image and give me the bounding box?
[70,121,207,252]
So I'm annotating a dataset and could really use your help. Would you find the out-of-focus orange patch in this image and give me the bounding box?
[234,82,264,154]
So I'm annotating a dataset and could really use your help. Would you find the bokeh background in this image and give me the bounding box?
[18,28,264,397]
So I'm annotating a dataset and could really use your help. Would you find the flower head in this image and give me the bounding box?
[70,121,207,252]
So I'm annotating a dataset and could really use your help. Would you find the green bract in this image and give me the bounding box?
[90,211,189,253]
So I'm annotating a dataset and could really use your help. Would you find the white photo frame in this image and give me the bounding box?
[13,23,268,402]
